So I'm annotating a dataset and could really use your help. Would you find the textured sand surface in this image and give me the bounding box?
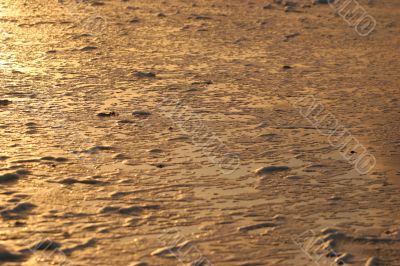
[0,0,399,265]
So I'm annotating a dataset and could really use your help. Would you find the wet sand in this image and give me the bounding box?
[0,0,399,265]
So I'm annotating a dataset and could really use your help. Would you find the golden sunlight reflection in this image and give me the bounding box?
[0,0,399,265]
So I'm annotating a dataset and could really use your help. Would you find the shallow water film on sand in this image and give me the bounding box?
[0,0,399,265]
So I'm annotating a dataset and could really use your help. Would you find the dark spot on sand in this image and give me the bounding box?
[31,239,61,251]
[40,156,68,162]
[129,262,149,266]
[129,17,141,23]
[312,0,333,4]
[284,32,300,41]
[15,169,31,176]
[0,245,24,262]
[117,119,135,124]
[238,222,276,232]
[79,179,104,185]
[132,110,151,117]
[113,153,129,160]
[255,166,290,176]
[55,157,68,162]
[11,202,37,213]
[0,156,10,161]
[80,46,98,51]
[148,148,163,153]
[118,204,160,215]
[97,111,117,117]
[99,206,119,213]
[59,178,79,185]
[0,173,20,183]
[134,71,156,78]
[263,4,273,9]
[62,238,97,255]
[91,1,105,6]
[59,178,104,185]
[188,14,212,20]
[191,80,213,85]
[86,146,113,154]
[0,100,12,106]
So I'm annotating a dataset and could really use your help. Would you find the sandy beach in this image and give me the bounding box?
[0,0,399,265]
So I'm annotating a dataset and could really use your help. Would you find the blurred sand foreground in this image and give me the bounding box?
[0,0,399,265]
